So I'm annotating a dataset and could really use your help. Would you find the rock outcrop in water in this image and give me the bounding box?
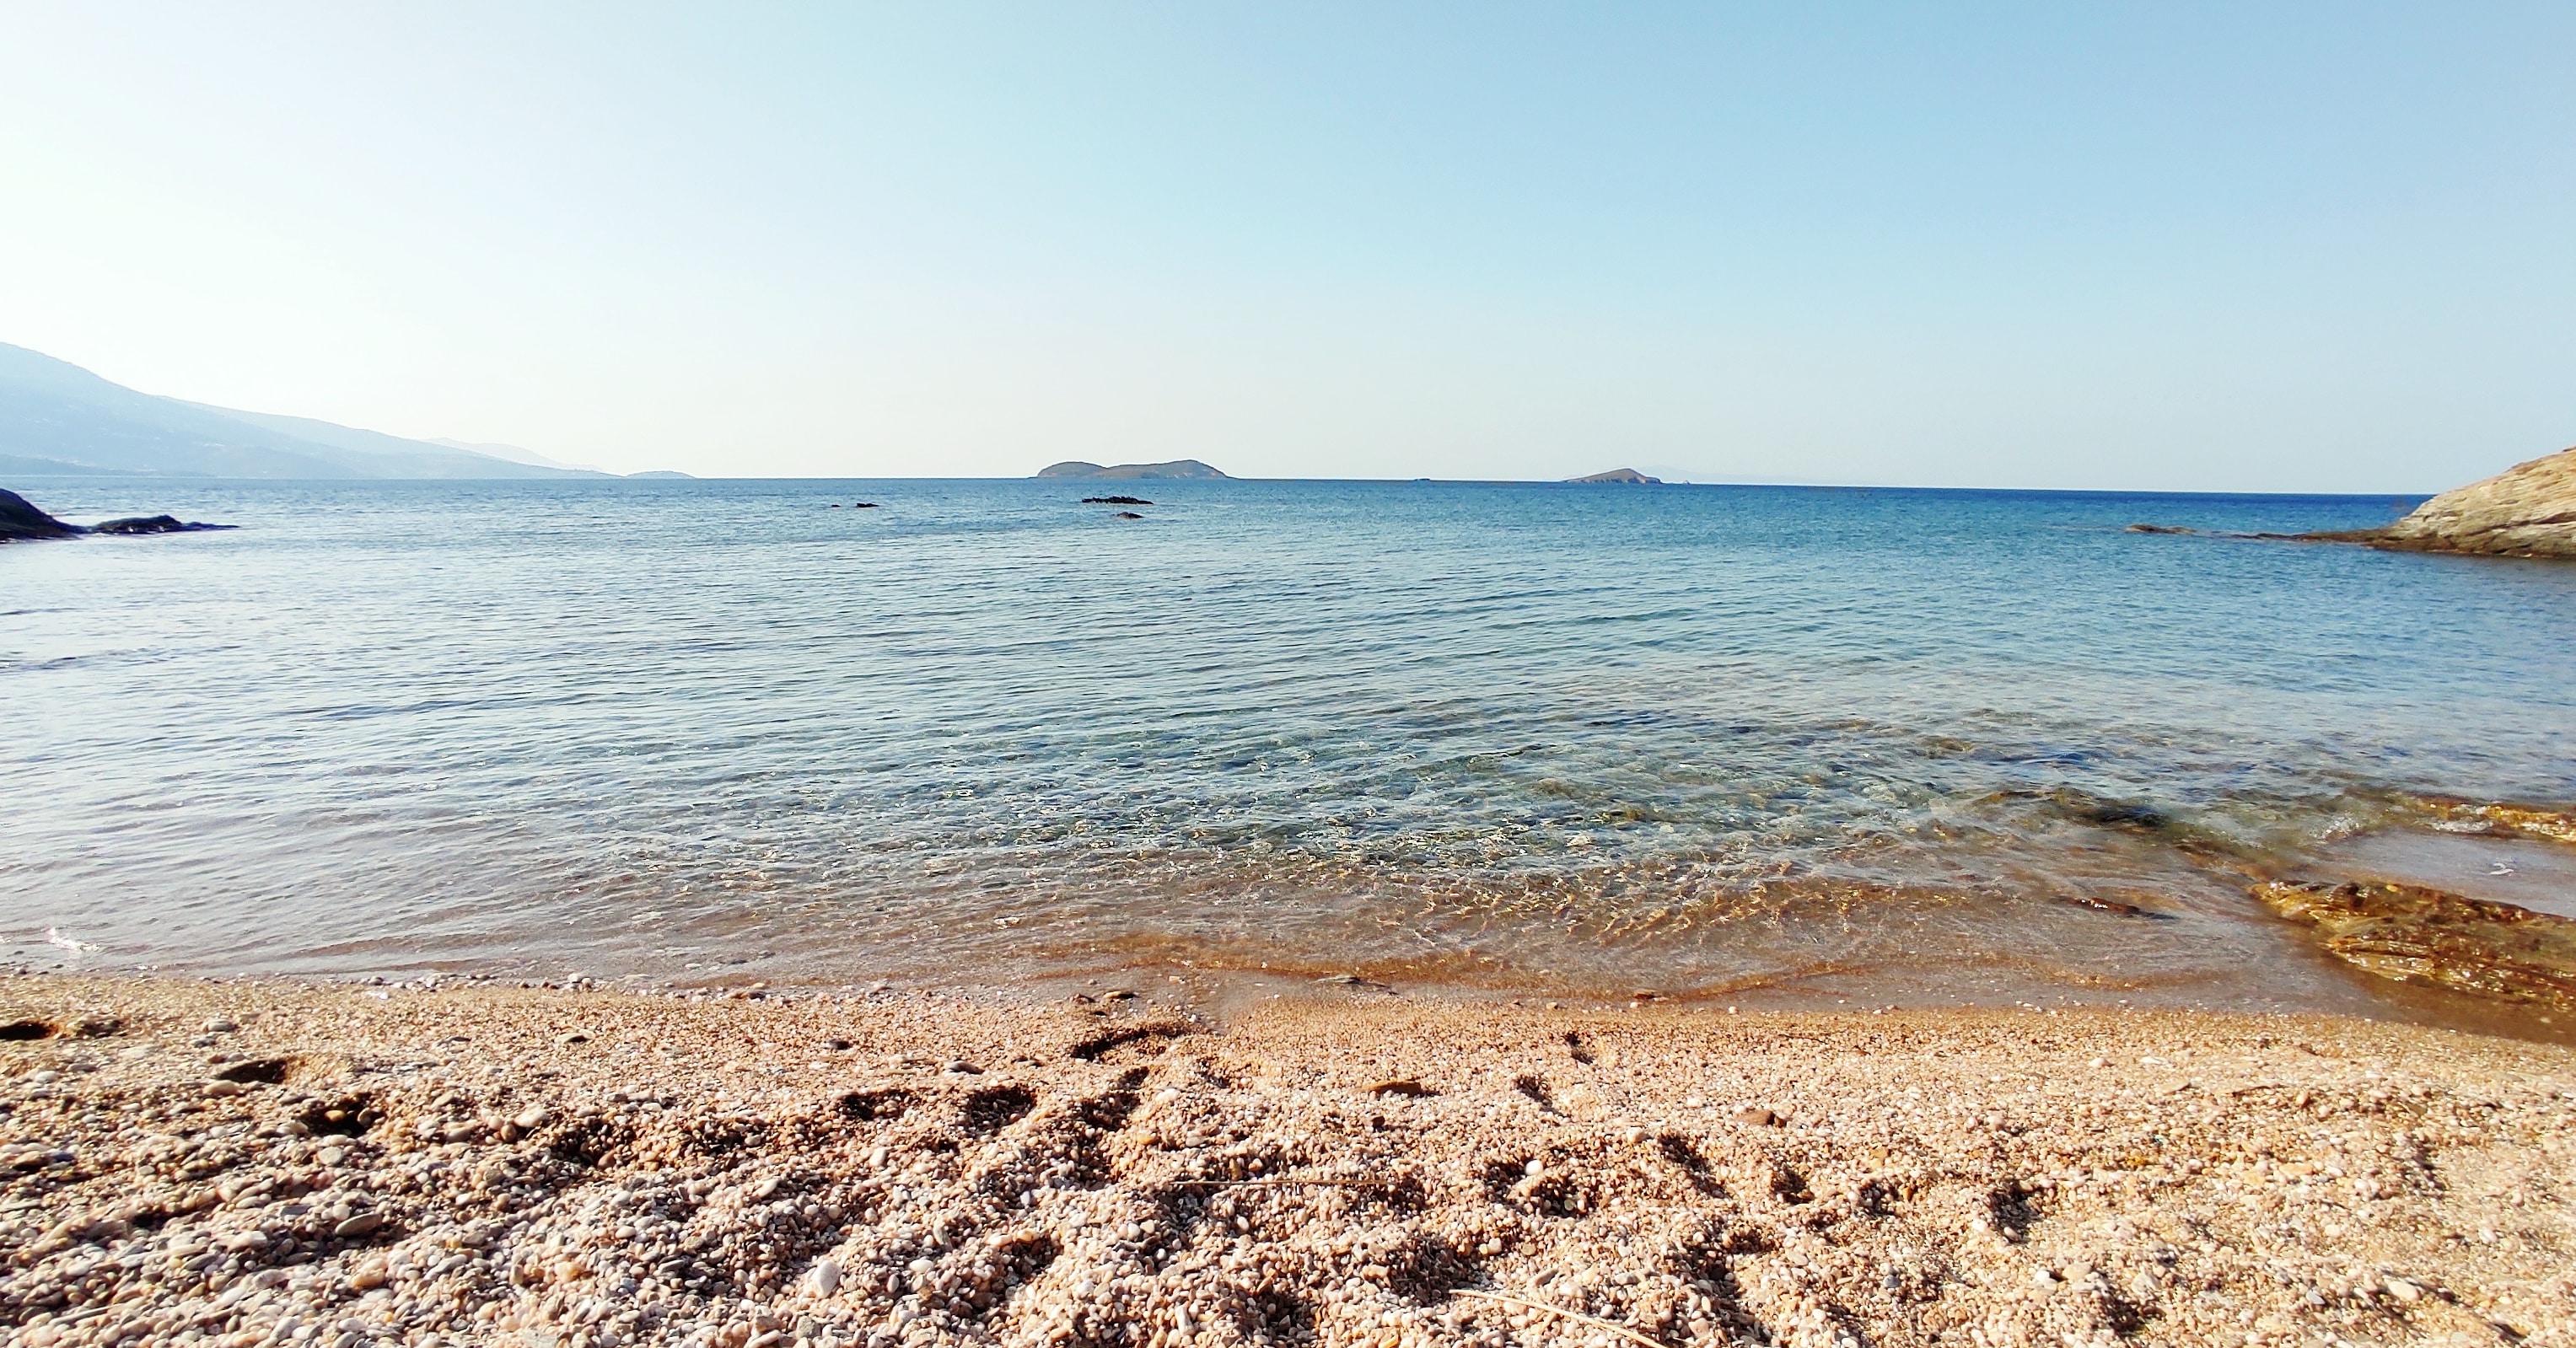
[1566,467,1660,484]
[2305,446,2576,560]
[0,488,232,542]
[91,514,233,535]
[0,488,81,542]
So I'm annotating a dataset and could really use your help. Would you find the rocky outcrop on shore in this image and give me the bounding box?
[2312,446,2576,560]
[3,975,2572,1348]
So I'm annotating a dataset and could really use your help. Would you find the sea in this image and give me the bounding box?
[6,477,2574,1028]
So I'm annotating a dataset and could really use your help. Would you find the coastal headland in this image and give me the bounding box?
[2311,445,2576,560]
[5,975,2571,1347]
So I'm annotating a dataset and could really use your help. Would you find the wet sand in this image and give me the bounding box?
[5,974,2573,1348]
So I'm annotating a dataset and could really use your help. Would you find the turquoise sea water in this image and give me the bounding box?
[5,478,2573,1020]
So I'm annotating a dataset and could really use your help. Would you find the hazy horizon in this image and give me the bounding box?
[4,3,2571,490]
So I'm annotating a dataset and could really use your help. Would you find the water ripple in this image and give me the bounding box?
[3,477,2572,1017]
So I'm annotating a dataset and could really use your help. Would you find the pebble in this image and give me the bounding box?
[334,1211,383,1238]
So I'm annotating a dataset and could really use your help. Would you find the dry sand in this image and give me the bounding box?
[3,974,2572,1348]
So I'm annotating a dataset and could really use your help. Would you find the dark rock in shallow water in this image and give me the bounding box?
[1112,511,1146,520]
[90,514,234,535]
[852,502,879,508]
[0,488,81,542]
[1082,496,1153,506]
[2126,523,2196,534]
[2077,800,2175,833]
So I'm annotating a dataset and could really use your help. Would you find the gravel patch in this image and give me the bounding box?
[3,974,2571,1347]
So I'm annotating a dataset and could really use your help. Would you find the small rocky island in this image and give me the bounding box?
[2309,444,2575,560]
[1035,459,1228,481]
[1,487,232,543]
[1566,467,1660,484]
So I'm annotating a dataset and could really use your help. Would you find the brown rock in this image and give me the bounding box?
[2252,878,2576,1011]
[2323,446,2576,560]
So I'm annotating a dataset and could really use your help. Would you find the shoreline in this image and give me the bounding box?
[5,974,2572,1347]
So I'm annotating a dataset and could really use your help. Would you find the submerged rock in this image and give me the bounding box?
[2254,878,2576,1012]
[90,514,234,535]
[2307,445,2576,560]
[1080,496,1153,505]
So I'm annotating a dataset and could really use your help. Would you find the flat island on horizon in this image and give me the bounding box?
[1035,459,1230,481]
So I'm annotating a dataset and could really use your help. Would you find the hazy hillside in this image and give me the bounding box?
[429,437,603,473]
[191,405,609,480]
[0,342,603,480]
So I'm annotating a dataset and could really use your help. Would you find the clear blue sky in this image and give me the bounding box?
[3,3,2569,487]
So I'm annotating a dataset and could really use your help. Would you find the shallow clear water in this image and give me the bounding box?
[6,478,2573,1021]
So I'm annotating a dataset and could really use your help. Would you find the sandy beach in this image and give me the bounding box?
[3,975,2570,1348]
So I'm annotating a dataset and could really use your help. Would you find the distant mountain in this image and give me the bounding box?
[1567,467,1661,484]
[1035,459,1229,481]
[0,341,624,480]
